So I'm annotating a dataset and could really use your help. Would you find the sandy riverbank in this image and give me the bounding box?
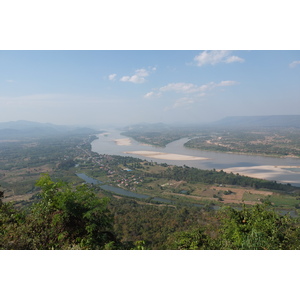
[114,138,132,146]
[124,150,209,161]
[222,165,300,183]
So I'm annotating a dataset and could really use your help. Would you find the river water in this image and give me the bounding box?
[76,173,298,217]
[91,129,300,186]
[76,173,175,204]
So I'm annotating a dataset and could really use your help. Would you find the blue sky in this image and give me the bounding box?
[1,50,299,127]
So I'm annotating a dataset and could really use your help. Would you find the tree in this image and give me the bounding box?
[0,186,26,249]
[166,203,300,250]
[0,174,119,250]
[0,189,3,202]
[218,204,300,250]
[166,228,212,250]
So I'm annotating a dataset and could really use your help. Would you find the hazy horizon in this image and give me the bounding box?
[1,50,299,128]
[3,114,300,130]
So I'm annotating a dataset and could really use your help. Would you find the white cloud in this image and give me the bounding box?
[155,80,239,95]
[217,80,239,86]
[108,74,117,81]
[194,50,245,66]
[146,80,238,110]
[225,56,245,63]
[159,82,197,93]
[289,61,300,68]
[120,75,146,84]
[135,68,149,77]
[120,67,155,84]
[144,91,155,98]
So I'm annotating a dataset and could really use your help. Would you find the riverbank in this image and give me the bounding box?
[124,150,210,161]
[184,144,300,159]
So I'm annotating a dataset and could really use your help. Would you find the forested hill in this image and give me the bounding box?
[0,120,99,139]
[213,115,300,128]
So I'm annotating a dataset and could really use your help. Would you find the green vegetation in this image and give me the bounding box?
[121,130,184,147]
[2,177,300,250]
[146,165,295,192]
[185,128,300,157]
[0,174,119,250]
[0,133,97,203]
[121,123,201,147]
[2,128,300,250]
[167,203,300,250]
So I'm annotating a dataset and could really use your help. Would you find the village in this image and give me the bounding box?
[76,138,146,191]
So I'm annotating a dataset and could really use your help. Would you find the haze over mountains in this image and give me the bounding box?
[0,120,98,140]
[1,115,300,140]
[125,115,300,131]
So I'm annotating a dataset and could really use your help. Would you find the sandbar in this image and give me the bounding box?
[124,151,209,161]
[222,165,300,182]
[114,138,132,146]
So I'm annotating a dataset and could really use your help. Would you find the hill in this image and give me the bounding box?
[0,120,99,140]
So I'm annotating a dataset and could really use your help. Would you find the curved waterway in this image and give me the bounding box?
[91,129,300,186]
[76,173,174,205]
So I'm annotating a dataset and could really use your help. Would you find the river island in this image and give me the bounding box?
[124,150,210,161]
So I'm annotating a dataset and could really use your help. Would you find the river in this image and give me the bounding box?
[91,129,300,186]
[76,173,298,217]
[76,173,176,205]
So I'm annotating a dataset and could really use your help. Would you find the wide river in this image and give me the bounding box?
[91,129,300,187]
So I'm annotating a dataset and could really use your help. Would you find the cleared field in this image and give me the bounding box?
[133,178,286,206]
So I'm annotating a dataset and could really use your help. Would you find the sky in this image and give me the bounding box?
[0,50,299,128]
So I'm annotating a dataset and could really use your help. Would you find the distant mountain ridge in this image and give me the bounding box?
[0,120,99,140]
[125,116,300,131]
[213,115,300,128]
